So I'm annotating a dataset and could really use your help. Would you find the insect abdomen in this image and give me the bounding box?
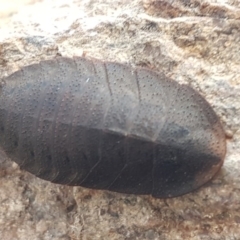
[0,57,226,198]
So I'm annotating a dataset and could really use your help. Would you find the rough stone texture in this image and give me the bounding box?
[0,0,239,239]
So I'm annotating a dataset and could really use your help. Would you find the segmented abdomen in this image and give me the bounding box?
[0,57,226,198]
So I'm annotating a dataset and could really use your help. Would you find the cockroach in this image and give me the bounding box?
[0,57,226,198]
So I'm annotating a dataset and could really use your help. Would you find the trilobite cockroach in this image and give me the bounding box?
[0,57,226,198]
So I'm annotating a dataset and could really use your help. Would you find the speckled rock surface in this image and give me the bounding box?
[0,0,239,239]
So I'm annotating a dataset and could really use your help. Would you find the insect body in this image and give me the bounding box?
[0,57,226,198]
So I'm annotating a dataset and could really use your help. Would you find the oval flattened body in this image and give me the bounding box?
[0,57,226,198]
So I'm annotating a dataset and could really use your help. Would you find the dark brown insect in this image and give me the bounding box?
[0,57,226,198]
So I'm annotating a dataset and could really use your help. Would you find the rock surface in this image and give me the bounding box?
[0,0,239,239]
